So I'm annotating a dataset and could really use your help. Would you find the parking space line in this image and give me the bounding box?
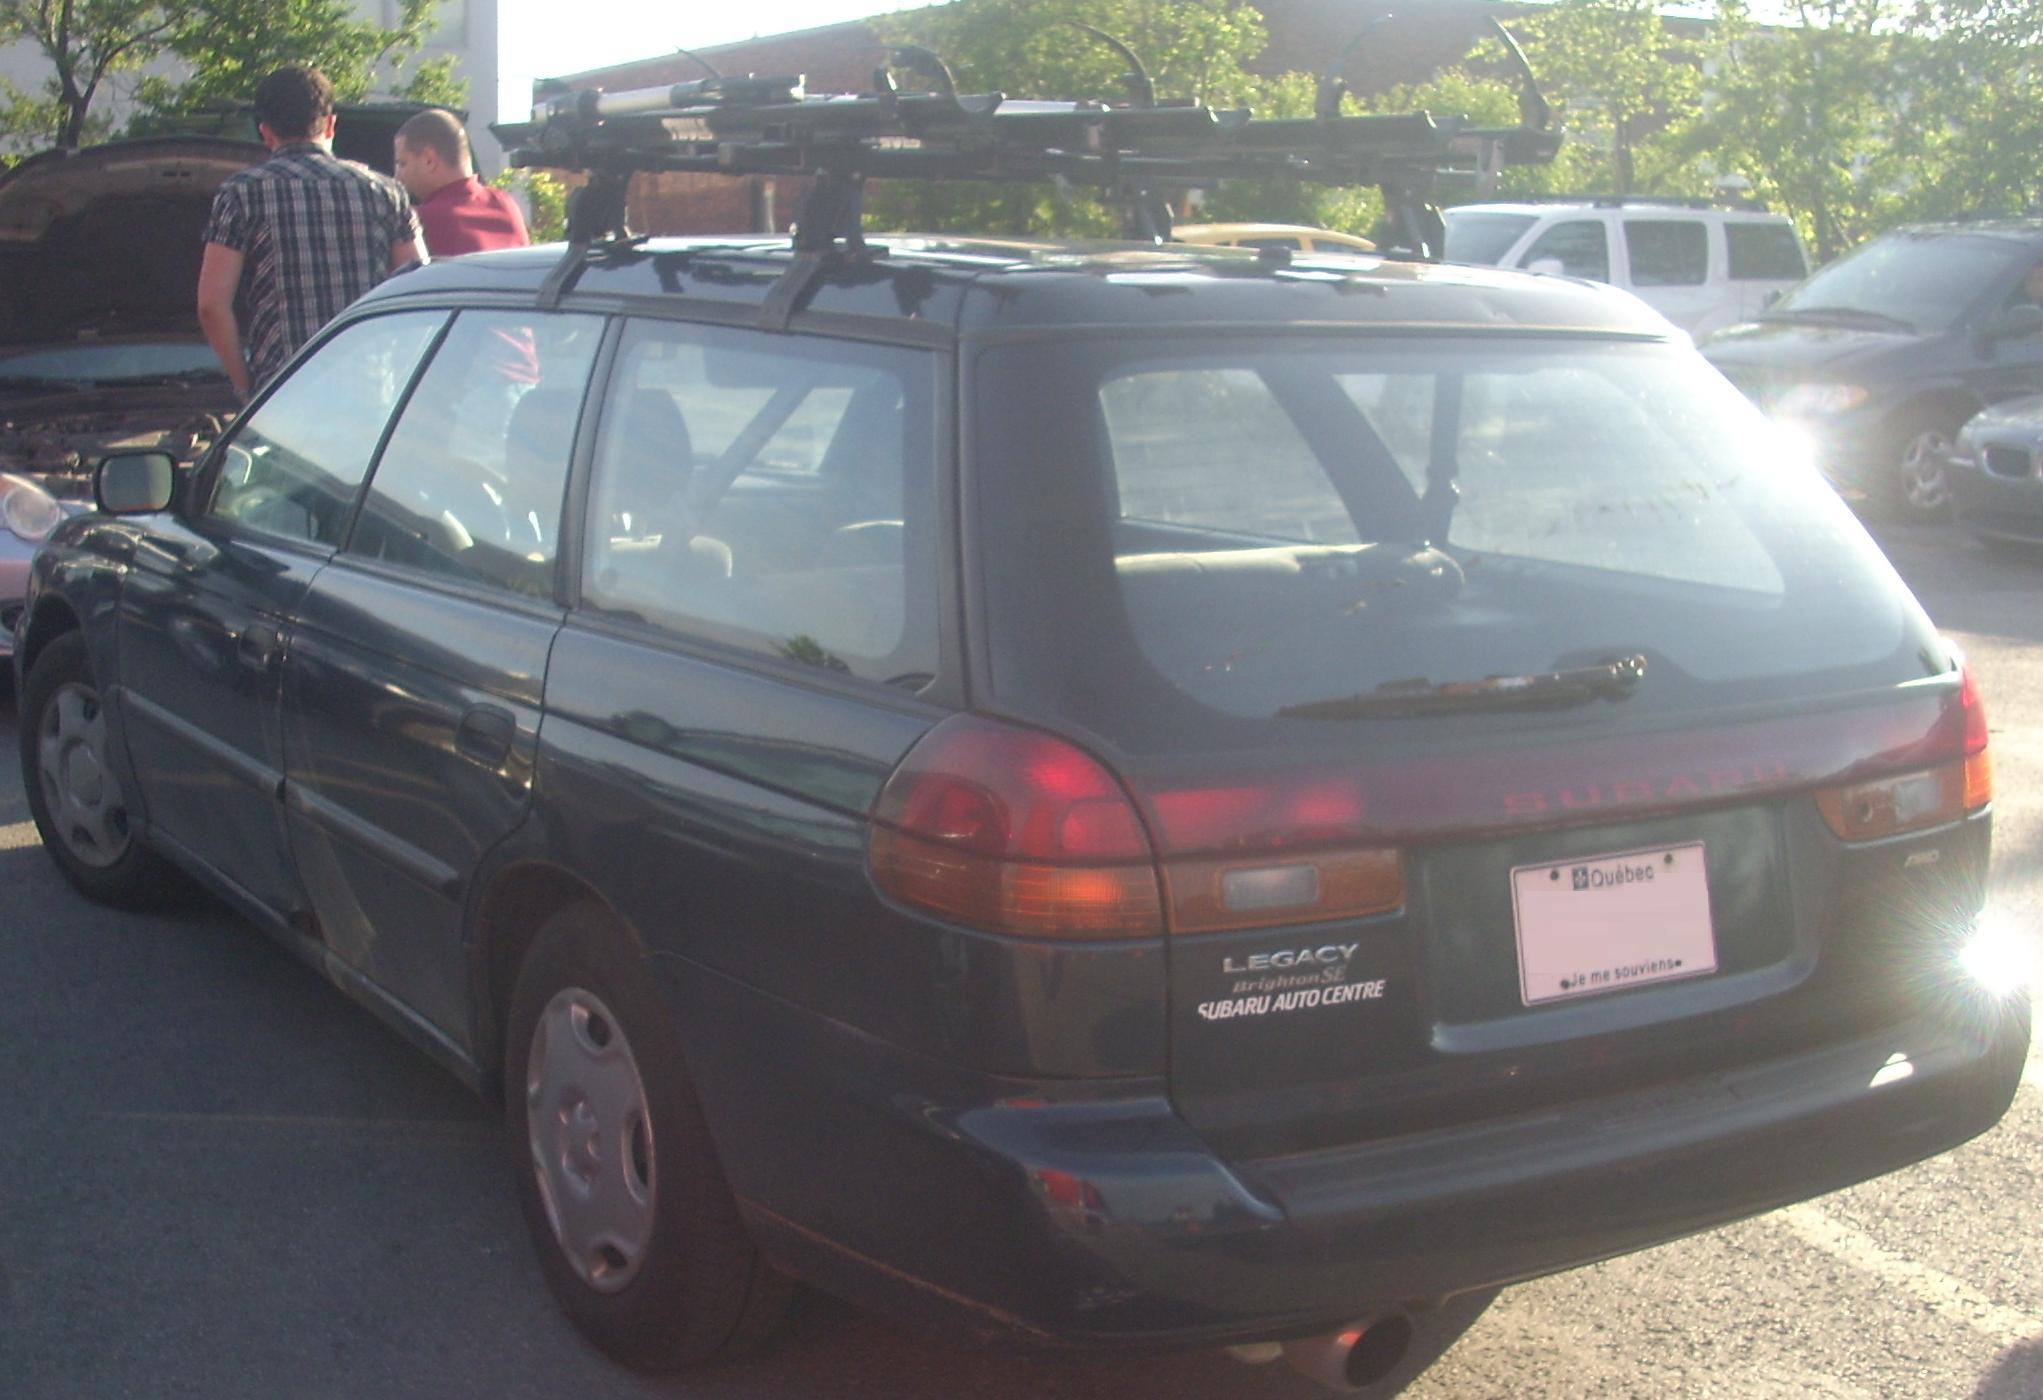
[1776,1203,2043,1348]
[0,818,40,850]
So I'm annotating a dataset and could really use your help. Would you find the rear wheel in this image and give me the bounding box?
[505,902,790,1370]
[1884,407,1964,520]
[19,631,177,907]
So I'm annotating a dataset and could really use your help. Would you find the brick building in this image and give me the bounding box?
[543,0,1518,235]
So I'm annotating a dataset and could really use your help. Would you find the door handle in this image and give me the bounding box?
[456,704,517,767]
[237,622,280,671]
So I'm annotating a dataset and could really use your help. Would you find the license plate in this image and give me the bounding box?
[1510,843,1717,1006]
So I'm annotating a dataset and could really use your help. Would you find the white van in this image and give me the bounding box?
[1441,199,1810,338]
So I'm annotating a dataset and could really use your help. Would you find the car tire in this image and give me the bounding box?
[1884,407,1964,521]
[19,630,178,907]
[505,902,791,1370]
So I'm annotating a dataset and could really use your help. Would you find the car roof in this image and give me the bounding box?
[1175,223,1366,241]
[356,234,1677,341]
[1884,218,2043,242]
[1446,201,1791,222]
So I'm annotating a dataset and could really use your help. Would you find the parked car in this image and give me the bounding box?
[0,135,250,663]
[1945,394,2043,548]
[1173,221,1377,254]
[1700,218,2043,519]
[14,219,2027,1394]
[1440,197,1809,338]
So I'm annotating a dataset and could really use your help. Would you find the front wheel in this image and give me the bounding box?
[1885,408,1964,521]
[505,903,790,1370]
[19,631,177,907]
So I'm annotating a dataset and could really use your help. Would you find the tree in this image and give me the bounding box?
[1515,0,1711,196]
[0,0,190,149]
[1684,0,1912,261]
[146,0,464,114]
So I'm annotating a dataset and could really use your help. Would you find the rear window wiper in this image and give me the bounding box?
[1277,653,1646,720]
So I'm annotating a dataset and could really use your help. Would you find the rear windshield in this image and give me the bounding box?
[1442,211,1538,265]
[970,335,1939,751]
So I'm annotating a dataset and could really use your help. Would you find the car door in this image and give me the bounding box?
[278,309,603,1052]
[1619,217,1714,332]
[114,310,446,924]
[1963,255,2043,409]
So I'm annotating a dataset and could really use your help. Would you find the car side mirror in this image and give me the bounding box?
[1761,290,1783,309]
[96,450,176,514]
[1526,257,1566,276]
[1981,303,2043,343]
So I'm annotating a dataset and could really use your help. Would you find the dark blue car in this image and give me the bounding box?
[13,227,2027,1392]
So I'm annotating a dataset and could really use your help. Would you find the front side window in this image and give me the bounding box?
[348,310,603,598]
[581,319,938,687]
[1520,220,1609,282]
[1442,211,1537,265]
[1626,220,1709,287]
[207,311,444,546]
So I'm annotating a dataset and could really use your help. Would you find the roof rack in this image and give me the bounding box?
[1463,193,1769,211]
[493,18,1557,326]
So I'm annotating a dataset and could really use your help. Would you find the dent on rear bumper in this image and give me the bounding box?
[658,954,2028,1348]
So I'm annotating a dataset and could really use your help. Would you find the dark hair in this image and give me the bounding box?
[396,108,471,171]
[254,65,335,140]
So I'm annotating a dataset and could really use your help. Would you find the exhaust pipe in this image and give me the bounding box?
[1280,1312,1416,1392]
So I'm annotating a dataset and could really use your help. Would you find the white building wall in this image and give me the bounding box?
[0,0,500,169]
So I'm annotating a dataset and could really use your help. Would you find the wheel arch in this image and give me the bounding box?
[468,858,629,1094]
[1886,388,1982,438]
[17,594,83,682]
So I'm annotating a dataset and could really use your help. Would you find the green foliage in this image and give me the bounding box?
[1515,0,1710,195]
[0,0,463,154]
[155,0,461,114]
[492,168,569,243]
[0,0,188,148]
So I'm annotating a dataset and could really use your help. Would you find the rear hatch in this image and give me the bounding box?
[968,328,1989,1160]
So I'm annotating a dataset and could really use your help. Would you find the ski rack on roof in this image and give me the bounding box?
[493,19,1558,325]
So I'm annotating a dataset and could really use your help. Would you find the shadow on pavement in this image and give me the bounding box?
[1972,1337,2043,1399]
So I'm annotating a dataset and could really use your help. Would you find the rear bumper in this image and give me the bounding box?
[663,956,2028,1349]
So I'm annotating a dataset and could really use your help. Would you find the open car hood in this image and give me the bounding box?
[0,136,263,347]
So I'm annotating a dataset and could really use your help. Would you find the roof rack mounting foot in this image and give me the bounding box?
[538,170,634,309]
[761,169,872,331]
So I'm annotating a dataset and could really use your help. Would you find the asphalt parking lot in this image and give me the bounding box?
[2,518,2040,1400]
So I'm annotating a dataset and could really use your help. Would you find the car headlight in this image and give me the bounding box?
[0,471,64,543]
[1774,382,1870,417]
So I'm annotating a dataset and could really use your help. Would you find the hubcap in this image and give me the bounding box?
[526,987,656,1294]
[36,681,131,869]
[1901,428,1954,512]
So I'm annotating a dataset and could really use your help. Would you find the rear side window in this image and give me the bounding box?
[1520,220,1608,281]
[1727,223,1808,280]
[207,312,444,546]
[581,320,938,687]
[1625,220,1708,286]
[349,311,603,598]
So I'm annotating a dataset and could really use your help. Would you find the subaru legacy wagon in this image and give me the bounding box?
[15,235,2026,1392]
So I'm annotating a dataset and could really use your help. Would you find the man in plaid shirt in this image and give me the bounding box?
[196,65,425,398]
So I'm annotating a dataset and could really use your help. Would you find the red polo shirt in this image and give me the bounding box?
[416,176,530,256]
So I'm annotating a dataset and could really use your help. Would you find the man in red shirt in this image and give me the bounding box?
[393,109,530,256]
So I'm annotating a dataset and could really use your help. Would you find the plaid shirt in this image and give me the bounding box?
[202,142,422,387]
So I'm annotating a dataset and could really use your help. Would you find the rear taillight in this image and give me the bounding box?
[1816,660,1992,841]
[869,716,1163,938]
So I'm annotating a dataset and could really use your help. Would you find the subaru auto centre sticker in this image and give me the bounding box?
[1200,942,1389,1020]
